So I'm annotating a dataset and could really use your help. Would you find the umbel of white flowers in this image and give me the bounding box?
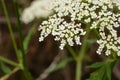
[21,0,120,56]
[38,0,120,56]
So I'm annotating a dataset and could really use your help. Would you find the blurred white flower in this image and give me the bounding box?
[21,7,35,24]
[21,0,53,24]
[113,0,120,5]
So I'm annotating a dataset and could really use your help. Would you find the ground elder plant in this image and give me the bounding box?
[1,0,120,80]
[22,0,120,80]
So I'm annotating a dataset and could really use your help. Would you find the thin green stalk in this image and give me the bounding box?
[75,26,91,80]
[1,0,20,62]
[75,60,82,80]
[66,45,77,60]
[13,0,24,55]
[78,26,91,60]
[66,24,91,80]
[0,56,19,67]
[12,0,33,80]
[0,67,20,80]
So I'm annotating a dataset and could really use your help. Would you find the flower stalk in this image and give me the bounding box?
[1,0,33,80]
[0,56,19,67]
[1,0,20,61]
[13,0,33,80]
[76,26,91,80]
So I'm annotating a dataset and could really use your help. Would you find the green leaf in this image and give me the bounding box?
[53,57,73,71]
[23,26,35,53]
[87,60,116,80]
[105,62,115,80]
[87,62,105,68]
[0,62,11,74]
[106,64,111,80]
[87,66,105,80]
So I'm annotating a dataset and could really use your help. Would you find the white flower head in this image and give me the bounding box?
[38,0,120,56]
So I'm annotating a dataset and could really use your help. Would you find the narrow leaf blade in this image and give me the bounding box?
[87,62,105,68]
[0,62,11,74]
[53,57,73,71]
[23,26,35,53]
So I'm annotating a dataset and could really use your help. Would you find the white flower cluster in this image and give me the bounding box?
[112,0,120,10]
[97,13,120,56]
[38,0,120,56]
[21,0,53,24]
[39,0,87,49]
[39,14,86,49]
[93,1,120,56]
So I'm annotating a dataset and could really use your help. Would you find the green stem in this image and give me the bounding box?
[66,45,77,60]
[78,26,91,60]
[75,26,91,80]
[12,0,33,80]
[1,0,20,62]
[13,0,24,55]
[75,60,82,80]
[0,56,19,67]
[66,25,91,80]
[0,67,20,80]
